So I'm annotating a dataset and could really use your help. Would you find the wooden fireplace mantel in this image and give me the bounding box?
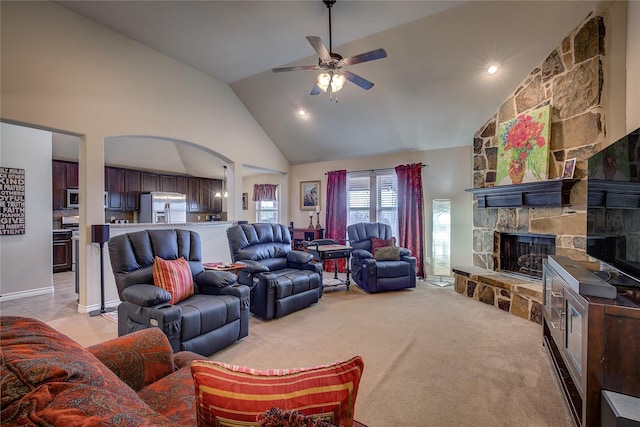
[466,179,580,208]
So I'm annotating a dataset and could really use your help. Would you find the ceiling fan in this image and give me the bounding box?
[272,0,387,100]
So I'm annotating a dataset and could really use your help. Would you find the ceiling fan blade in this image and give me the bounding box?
[342,48,388,66]
[310,84,322,95]
[343,70,375,90]
[306,36,331,61]
[272,65,319,73]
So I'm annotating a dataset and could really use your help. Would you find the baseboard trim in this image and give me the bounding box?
[0,286,54,302]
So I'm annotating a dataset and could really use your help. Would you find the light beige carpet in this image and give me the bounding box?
[212,283,573,427]
[44,281,572,426]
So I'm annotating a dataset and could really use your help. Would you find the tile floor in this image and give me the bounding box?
[1,271,118,346]
[1,271,80,321]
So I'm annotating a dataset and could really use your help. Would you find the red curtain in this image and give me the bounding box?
[395,163,424,278]
[324,170,347,273]
[252,184,277,202]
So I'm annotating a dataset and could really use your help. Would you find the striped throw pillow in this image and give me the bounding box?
[190,356,364,427]
[152,256,194,304]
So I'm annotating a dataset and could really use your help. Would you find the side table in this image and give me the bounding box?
[306,243,352,290]
[203,262,246,276]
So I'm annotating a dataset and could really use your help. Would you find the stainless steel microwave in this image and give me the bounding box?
[66,189,108,208]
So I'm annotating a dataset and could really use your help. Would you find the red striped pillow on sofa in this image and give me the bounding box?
[190,356,364,427]
[152,256,194,304]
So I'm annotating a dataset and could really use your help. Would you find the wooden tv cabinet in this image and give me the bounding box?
[542,256,640,426]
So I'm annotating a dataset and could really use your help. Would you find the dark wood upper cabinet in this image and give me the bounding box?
[160,175,176,193]
[187,177,200,212]
[176,176,188,196]
[66,162,79,188]
[105,167,125,210]
[199,178,212,213]
[52,161,67,210]
[141,172,159,193]
[124,169,141,211]
[211,179,223,212]
[52,161,222,214]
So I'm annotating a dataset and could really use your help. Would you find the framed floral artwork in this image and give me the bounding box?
[496,104,551,185]
[300,181,320,210]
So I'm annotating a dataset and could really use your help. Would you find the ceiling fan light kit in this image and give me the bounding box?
[272,0,387,102]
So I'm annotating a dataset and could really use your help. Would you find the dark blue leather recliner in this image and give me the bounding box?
[347,222,417,293]
[226,223,322,320]
[108,229,250,356]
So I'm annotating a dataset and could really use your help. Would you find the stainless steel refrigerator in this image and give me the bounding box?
[139,192,187,224]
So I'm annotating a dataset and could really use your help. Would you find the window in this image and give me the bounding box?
[432,199,451,276]
[347,170,398,237]
[256,190,278,223]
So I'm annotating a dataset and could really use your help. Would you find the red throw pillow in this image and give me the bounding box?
[370,236,396,253]
[152,256,194,304]
[190,356,364,427]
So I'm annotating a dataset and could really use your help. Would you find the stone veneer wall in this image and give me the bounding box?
[472,12,609,271]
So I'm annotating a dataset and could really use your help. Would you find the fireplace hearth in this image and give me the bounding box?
[496,233,555,278]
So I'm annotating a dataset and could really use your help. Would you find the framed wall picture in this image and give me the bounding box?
[300,181,320,210]
[242,192,248,210]
[563,158,576,178]
[496,104,551,185]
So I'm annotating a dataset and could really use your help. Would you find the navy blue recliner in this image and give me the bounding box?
[108,229,250,356]
[347,222,417,293]
[226,223,322,320]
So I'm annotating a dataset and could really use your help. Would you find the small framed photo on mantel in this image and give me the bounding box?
[563,158,576,179]
[300,181,320,211]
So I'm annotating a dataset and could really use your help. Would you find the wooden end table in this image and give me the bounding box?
[203,262,246,275]
[307,244,353,290]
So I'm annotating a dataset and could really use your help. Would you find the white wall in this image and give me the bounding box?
[289,145,474,276]
[0,123,53,299]
[0,1,289,311]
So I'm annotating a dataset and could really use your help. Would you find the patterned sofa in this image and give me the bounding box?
[1,316,207,426]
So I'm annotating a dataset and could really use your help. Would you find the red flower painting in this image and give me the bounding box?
[497,105,551,184]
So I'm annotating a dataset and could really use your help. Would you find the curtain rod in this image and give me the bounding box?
[324,164,427,175]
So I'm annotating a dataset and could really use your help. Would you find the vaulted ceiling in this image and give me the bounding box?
[57,0,597,167]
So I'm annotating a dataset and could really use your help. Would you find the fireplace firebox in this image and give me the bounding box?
[497,233,556,278]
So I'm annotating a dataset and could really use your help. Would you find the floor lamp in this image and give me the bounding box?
[89,224,115,317]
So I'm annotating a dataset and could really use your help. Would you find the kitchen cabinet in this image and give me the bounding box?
[187,177,201,212]
[52,160,80,210]
[66,162,78,188]
[105,167,125,210]
[210,179,222,212]
[175,176,188,196]
[124,169,141,211]
[186,178,222,213]
[199,178,212,213]
[53,231,72,272]
[160,175,176,192]
[52,160,222,213]
[52,161,67,210]
[141,172,159,193]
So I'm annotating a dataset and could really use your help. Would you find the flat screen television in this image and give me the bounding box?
[586,127,640,285]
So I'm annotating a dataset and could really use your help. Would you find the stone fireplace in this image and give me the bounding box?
[471,13,609,270]
[496,232,556,278]
[453,12,612,325]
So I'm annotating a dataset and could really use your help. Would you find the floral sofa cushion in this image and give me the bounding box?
[0,316,197,426]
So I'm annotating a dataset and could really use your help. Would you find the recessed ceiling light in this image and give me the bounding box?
[487,64,499,75]
[297,109,307,117]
